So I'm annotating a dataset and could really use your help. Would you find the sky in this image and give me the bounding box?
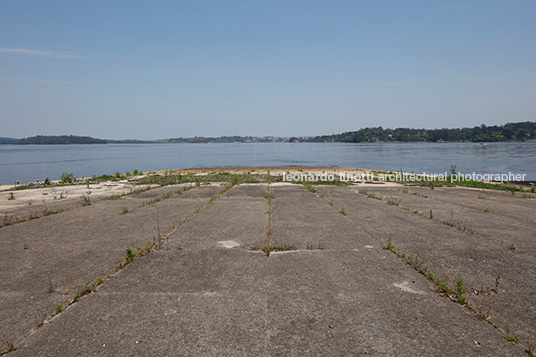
[0,1,535,140]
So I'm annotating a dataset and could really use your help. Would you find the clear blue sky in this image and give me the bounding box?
[1,0,535,139]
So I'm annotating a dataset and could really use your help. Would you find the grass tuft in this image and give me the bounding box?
[81,194,91,206]
[43,208,63,216]
[387,197,400,206]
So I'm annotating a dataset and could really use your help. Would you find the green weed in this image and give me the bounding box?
[82,194,91,206]
[456,279,468,306]
[2,341,16,353]
[387,197,400,206]
[43,208,63,216]
[303,184,317,193]
[358,189,382,200]
[102,194,123,200]
[264,189,276,200]
[125,248,135,264]
[506,334,519,344]
[306,242,326,250]
[60,172,75,184]
[262,243,297,256]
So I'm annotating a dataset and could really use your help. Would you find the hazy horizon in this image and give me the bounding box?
[1,1,535,140]
[5,120,535,142]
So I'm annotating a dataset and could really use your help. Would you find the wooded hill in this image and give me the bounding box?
[307,121,536,143]
[15,135,107,144]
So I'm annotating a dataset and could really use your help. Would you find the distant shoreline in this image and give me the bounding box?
[2,140,536,145]
[3,121,535,144]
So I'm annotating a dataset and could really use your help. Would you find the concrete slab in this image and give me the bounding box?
[0,184,220,349]
[11,248,523,356]
[356,185,536,256]
[1,182,533,356]
[167,184,268,251]
[270,185,371,250]
[316,185,536,349]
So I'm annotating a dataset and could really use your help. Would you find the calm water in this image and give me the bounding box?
[0,142,534,184]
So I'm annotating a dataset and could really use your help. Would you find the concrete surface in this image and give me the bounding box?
[1,180,533,356]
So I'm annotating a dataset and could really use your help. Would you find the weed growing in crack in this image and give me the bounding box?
[358,189,382,200]
[262,183,274,256]
[125,248,135,264]
[506,332,519,344]
[260,243,297,255]
[140,186,193,206]
[456,279,469,306]
[306,242,326,250]
[383,238,462,300]
[443,221,457,228]
[1,214,13,227]
[43,208,63,216]
[81,194,91,206]
[381,238,529,345]
[264,189,276,200]
[33,311,47,330]
[306,185,317,193]
[410,192,428,198]
[527,343,536,356]
[270,243,297,251]
[2,341,16,353]
[387,197,400,206]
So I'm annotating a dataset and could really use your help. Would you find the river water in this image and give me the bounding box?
[0,142,534,184]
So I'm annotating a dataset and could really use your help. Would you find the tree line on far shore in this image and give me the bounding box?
[15,135,108,145]
[305,121,536,143]
[6,121,536,144]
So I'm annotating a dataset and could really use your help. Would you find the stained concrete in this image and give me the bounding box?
[1,182,533,356]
